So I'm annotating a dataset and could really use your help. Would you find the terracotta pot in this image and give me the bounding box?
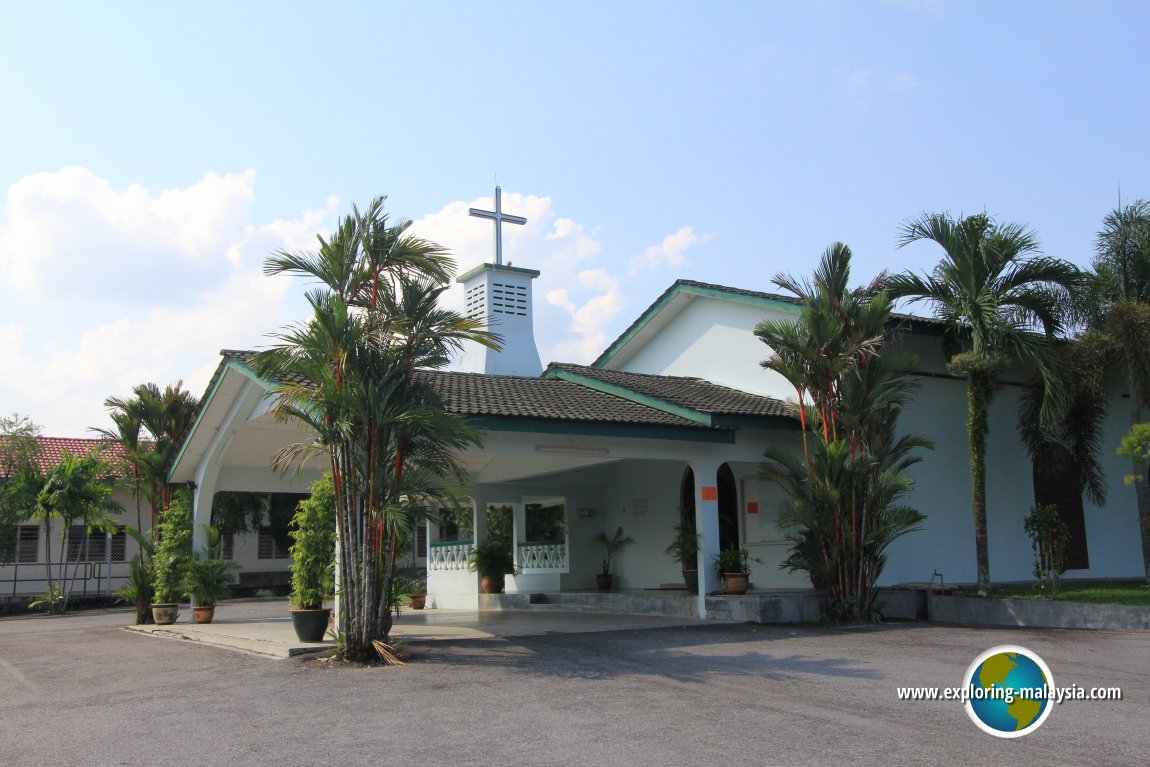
[724,573,749,595]
[291,608,332,642]
[409,594,426,610]
[192,605,216,624]
[682,569,699,595]
[596,573,614,591]
[151,603,179,625]
[480,574,505,594]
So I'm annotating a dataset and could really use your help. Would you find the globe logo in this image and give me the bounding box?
[963,645,1054,738]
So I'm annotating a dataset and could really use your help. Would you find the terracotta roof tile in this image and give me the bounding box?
[0,437,132,477]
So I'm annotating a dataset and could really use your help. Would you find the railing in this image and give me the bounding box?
[0,561,125,599]
[517,541,567,572]
[428,541,474,572]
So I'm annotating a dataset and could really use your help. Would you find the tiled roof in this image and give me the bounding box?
[414,370,718,429]
[219,351,719,431]
[0,437,132,476]
[547,363,793,419]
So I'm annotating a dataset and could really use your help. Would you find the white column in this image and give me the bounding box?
[512,503,526,569]
[690,458,724,619]
[472,495,489,546]
[187,378,261,623]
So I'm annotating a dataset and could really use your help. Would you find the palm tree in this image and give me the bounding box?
[33,449,122,613]
[254,197,499,662]
[757,243,932,619]
[888,212,1083,595]
[96,382,199,536]
[1071,201,1150,581]
[93,408,145,533]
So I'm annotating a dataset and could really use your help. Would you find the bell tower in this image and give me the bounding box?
[456,186,543,376]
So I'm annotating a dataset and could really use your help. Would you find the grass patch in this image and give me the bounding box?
[981,580,1150,607]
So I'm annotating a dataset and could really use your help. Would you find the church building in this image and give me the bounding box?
[166,191,1146,620]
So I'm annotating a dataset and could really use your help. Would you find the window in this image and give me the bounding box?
[17,525,38,563]
[2,525,39,564]
[257,528,290,560]
[413,521,428,559]
[221,533,235,560]
[66,526,127,562]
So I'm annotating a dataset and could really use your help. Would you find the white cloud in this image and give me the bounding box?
[630,225,712,273]
[889,72,921,91]
[835,68,922,107]
[0,167,338,435]
[549,269,627,362]
[0,167,268,305]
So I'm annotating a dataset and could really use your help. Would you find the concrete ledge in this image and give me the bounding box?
[927,593,1150,630]
[875,588,929,620]
[705,592,826,623]
[126,623,333,658]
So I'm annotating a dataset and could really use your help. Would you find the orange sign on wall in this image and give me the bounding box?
[701,486,718,501]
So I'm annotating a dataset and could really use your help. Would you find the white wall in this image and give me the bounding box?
[614,299,1148,588]
[619,297,797,401]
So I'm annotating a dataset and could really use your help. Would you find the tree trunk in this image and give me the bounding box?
[967,373,991,596]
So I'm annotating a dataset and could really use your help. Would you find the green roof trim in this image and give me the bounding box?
[467,416,734,443]
[592,281,802,368]
[543,366,714,427]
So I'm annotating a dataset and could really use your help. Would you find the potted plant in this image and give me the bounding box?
[666,523,700,594]
[469,541,516,594]
[151,492,192,625]
[592,526,634,590]
[408,578,427,610]
[288,476,336,642]
[183,555,238,624]
[713,545,756,595]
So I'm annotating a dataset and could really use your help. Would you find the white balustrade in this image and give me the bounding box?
[517,542,568,572]
[428,541,474,572]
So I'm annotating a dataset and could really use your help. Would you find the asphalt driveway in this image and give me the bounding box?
[0,604,1145,766]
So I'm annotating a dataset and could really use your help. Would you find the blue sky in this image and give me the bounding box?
[1,1,1147,435]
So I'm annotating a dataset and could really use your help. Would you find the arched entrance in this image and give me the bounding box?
[1032,443,1090,570]
[717,463,739,552]
[680,466,695,527]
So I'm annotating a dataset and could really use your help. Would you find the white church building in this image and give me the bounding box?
[165,197,1146,621]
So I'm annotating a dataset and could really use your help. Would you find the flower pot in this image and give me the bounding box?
[682,568,699,595]
[480,574,505,594]
[151,603,179,625]
[291,608,332,642]
[724,573,749,595]
[192,605,216,624]
[596,573,614,590]
[409,594,426,610]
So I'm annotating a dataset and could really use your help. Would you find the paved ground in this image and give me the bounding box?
[0,601,1147,767]
[123,599,710,657]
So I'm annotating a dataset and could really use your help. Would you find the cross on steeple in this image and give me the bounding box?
[469,186,526,266]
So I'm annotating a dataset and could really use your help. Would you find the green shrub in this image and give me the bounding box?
[1023,503,1069,599]
[289,475,336,610]
[152,490,193,603]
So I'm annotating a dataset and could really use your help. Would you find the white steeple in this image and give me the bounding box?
[456,262,543,376]
[458,187,542,376]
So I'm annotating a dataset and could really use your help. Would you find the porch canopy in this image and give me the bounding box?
[169,351,799,618]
